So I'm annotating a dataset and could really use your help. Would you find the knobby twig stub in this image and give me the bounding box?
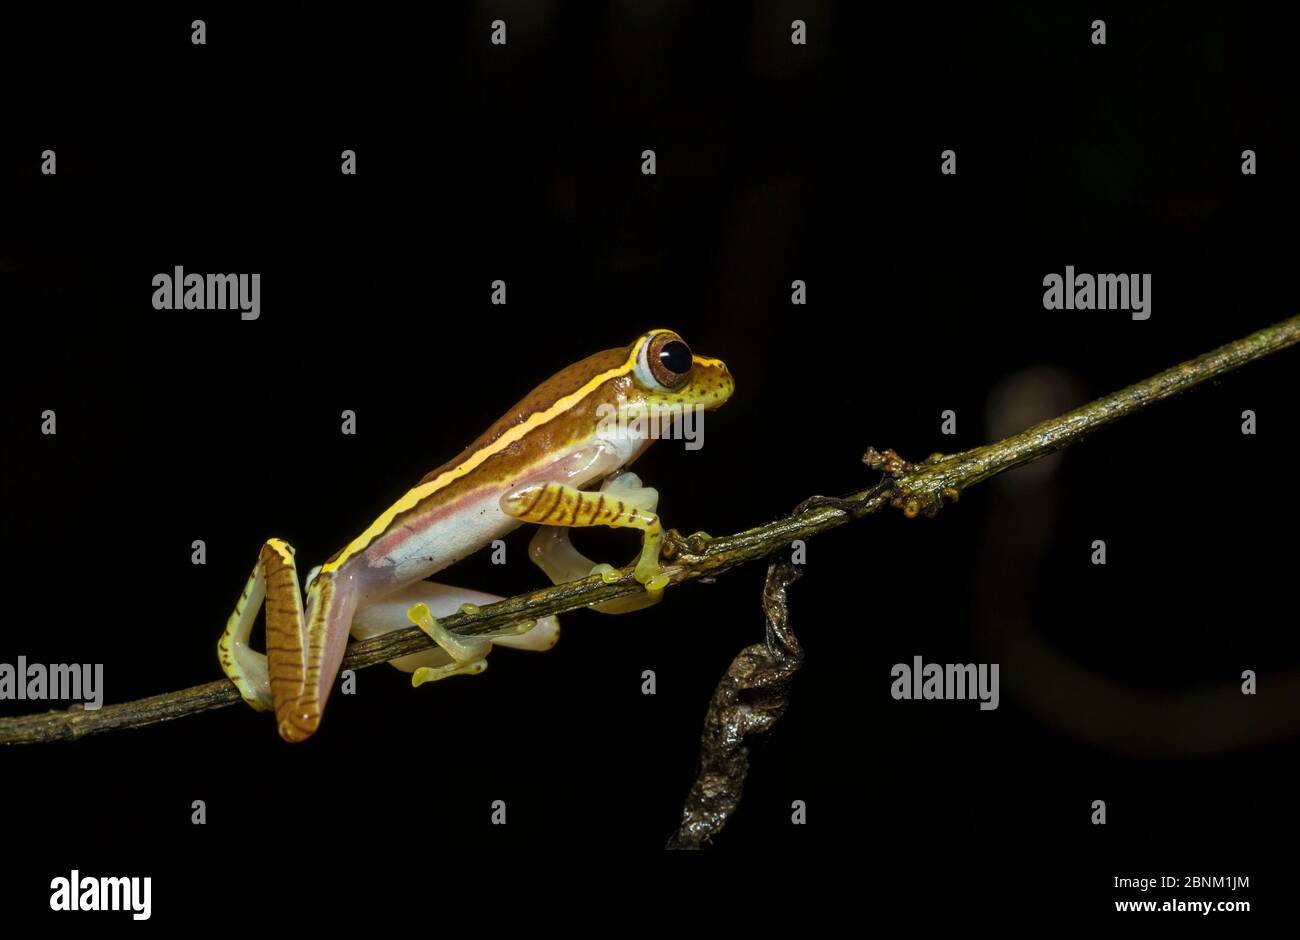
[1,313,1298,745]
[668,559,805,849]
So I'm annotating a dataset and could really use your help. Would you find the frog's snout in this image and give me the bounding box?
[694,357,734,409]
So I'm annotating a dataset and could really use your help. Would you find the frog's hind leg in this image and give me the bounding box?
[218,539,360,742]
[515,470,666,613]
[352,583,559,686]
[218,554,273,711]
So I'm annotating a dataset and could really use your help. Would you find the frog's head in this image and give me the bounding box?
[625,328,733,413]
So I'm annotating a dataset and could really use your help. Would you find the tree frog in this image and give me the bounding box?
[217,329,733,741]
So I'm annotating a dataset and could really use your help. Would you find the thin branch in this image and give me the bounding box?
[3,314,1298,745]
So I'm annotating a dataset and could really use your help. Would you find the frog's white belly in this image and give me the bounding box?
[359,485,521,592]
[345,431,646,600]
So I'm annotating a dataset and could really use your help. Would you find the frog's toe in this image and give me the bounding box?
[636,563,670,592]
[590,562,622,584]
[412,659,488,687]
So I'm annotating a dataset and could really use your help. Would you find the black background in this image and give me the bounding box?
[1,2,1296,923]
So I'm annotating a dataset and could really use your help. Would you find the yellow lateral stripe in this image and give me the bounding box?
[320,332,671,574]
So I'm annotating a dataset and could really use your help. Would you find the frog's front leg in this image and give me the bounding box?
[503,470,669,610]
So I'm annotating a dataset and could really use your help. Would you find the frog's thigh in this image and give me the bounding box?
[352,583,560,673]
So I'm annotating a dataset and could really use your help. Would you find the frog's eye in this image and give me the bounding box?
[637,332,693,391]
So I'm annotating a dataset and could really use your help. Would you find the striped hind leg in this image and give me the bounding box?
[217,538,359,742]
[217,550,274,712]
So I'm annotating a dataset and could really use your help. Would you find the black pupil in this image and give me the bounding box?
[658,341,692,375]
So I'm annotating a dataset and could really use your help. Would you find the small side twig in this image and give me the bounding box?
[667,558,805,849]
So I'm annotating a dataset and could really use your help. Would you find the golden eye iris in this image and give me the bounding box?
[649,332,692,388]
